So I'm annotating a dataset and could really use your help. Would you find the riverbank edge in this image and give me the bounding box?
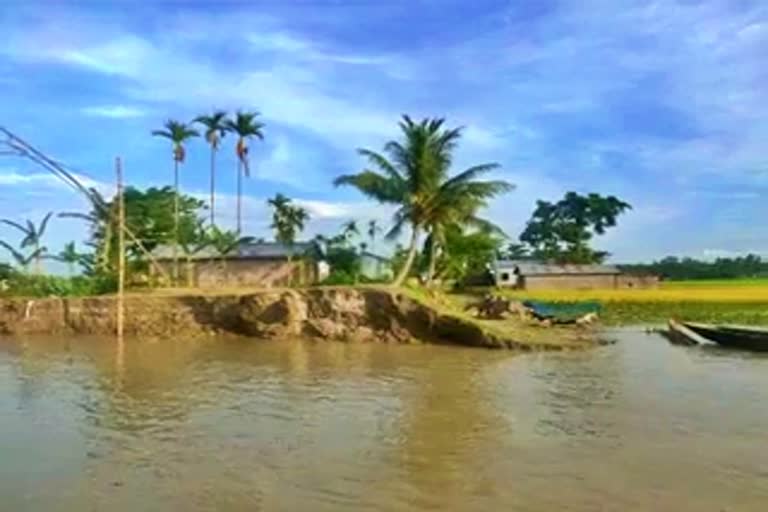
[0,287,603,351]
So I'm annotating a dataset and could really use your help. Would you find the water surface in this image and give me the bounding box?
[1,331,767,511]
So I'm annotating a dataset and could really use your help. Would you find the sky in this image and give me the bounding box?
[0,0,767,264]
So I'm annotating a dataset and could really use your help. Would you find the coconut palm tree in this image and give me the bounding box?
[152,119,199,282]
[334,116,513,287]
[194,111,230,227]
[268,194,310,285]
[225,111,265,233]
[0,212,53,274]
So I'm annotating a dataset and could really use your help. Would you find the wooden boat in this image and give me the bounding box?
[683,322,768,352]
[666,319,709,346]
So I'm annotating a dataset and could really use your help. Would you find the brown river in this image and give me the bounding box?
[1,330,767,511]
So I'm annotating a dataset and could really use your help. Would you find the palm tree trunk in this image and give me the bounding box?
[210,147,216,226]
[393,225,420,287]
[426,234,439,287]
[236,159,242,233]
[173,159,180,283]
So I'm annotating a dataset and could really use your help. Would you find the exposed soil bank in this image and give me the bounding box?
[0,288,603,350]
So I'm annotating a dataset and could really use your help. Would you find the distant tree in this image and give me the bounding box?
[194,111,230,226]
[0,212,53,273]
[502,243,531,260]
[60,187,205,272]
[226,111,265,233]
[519,192,631,264]
[52,241,82,276]
[430,225,503,284]
[340,220,359,245]
[367,219,382,253]
[152,119,199,280]
[619,253,768,281]
[267,193,310,250]
[205,225,254,273]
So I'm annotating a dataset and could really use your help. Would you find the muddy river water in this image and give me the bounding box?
[1,330,767,511]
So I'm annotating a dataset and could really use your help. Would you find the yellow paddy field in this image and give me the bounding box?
[494,280,768,325]
[502,280,768,303]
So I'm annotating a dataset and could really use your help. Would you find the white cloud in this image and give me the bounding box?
[81,105,147,118]
[0,170,60,187]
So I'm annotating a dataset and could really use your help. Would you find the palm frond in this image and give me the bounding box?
[151,129,173,139]
[356,148,404,182]
[0,219,30,235]
[385,209,409,240]
[0,240,25,266]
[37,211,53,238]
[439,163,502,189]
[58,212,97,222]
[333,171,405,204]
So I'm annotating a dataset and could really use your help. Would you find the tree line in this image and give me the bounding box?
[1,111,641,293]
[619,255,768,281]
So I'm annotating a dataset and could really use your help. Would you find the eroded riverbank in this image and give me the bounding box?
[0,287,602,351]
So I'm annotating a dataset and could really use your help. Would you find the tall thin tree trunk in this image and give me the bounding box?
[236,159,242,233]
[426,233,438,287]
[173,159,179,283]
[393,225,420,287]
[210,147,216,226]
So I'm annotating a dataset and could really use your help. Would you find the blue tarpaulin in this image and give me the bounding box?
[522,300,602,321]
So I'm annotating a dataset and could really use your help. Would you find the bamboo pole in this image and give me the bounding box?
[116,157,125,340]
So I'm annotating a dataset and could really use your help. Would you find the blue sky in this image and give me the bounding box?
[0,0,767,263]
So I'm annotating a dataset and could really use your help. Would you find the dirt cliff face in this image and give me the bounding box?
[0,288,600,350]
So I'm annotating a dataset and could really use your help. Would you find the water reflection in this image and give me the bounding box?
[1,333,768,511]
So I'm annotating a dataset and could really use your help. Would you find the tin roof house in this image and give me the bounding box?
[494,260,658,290]
[150,241,326,288]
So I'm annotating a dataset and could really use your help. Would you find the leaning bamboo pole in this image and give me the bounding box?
[0,126,170,282]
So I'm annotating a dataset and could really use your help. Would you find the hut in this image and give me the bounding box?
[494,260,658,290]
[150,241,324,288]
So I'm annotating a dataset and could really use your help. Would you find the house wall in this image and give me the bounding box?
[616,274,660,289]
[153,258,318,288]
[522,274,618,290]
[495,268,522,288]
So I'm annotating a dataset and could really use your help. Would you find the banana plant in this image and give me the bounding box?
[0,212,53,273]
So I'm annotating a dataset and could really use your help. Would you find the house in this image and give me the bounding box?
[150,241,325,288]
[494,260,659,290]
[359,251,392,281]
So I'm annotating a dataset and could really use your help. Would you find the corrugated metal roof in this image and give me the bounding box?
[496,259,620,276]
[151,241,317,261]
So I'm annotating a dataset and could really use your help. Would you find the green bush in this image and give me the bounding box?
[0,273,117,298]
[320,270,358,286]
